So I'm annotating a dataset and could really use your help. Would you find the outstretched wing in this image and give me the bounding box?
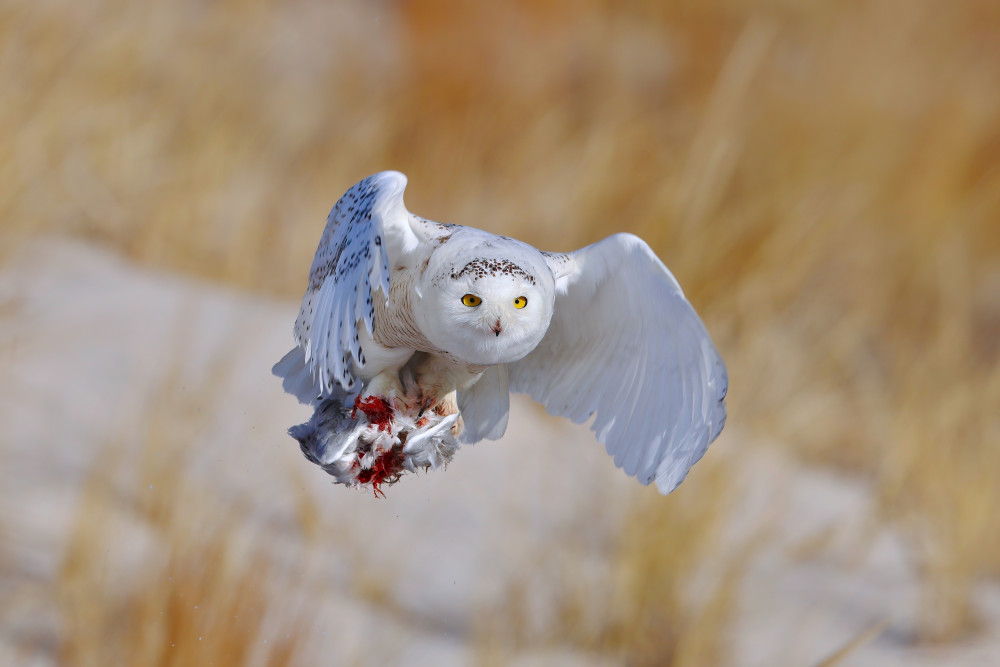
[508,233,728,494]
[293,171,419,395]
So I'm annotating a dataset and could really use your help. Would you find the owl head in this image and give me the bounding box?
[418,242,554,365]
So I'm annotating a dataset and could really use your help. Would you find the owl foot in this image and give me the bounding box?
[414,392,463,437]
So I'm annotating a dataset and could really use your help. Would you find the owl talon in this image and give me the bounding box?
[450,414,464,437]
[417,396,435,418]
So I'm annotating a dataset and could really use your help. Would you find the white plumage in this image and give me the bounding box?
[274,171,727,494]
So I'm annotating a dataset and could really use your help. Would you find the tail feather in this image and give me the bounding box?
[457,364,510,444]
[272,347,326,406]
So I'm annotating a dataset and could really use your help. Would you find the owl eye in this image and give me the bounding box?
[461,294,482,307]
[513,296,527,309]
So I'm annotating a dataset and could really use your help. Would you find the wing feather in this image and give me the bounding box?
[457,364,511,443]
[508,233,728,494]
[290,171,419,396]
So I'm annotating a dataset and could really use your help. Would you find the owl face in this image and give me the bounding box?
[421,267,553,366]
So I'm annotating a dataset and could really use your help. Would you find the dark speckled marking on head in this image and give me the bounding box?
[451,258,536,285]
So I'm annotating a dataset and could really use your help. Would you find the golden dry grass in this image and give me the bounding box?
[3,0,999,660]
[54,341,306,666]
[475,459,746,666]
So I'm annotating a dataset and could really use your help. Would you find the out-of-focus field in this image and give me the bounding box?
[2,0,999,665]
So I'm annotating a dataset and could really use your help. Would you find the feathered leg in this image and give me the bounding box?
[409,355,486,437]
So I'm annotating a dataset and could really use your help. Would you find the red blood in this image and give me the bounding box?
[355,446,405,498]
[351,395,394,431]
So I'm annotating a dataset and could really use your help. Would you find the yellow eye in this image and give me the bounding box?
[462,294,482,307]
[513,296,527,309]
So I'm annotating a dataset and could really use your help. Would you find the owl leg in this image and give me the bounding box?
[351,368,411,431]
[361,370,406,405]
[411,356,484,437]
[355,334,417,412]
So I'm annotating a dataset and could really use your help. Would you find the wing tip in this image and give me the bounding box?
[708,355,729,443]
[652,437,710,495]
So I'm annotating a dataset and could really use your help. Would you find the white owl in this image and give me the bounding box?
[274,171,727,494]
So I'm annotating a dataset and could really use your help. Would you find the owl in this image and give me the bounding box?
[274,171,727,494]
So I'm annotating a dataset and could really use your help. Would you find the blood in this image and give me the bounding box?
[351,395,394,431]
[355,446,405,498]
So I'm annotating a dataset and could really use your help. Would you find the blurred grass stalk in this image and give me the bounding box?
[2,0,999,654]
[475,460,745,666]
[55,333,305,666]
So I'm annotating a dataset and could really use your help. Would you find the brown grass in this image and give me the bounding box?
[474,459,747,666]
[54,335,307,666]
[58,480,301,666]
[3,0,999,656]
[588,462,747,666]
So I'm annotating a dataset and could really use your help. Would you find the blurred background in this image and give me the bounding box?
[2,0,999,664]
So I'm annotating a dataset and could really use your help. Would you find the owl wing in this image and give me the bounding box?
[293,171,420,394]
[458,363,510,444]
[507,233,728,494]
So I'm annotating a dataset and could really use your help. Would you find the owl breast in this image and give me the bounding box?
[371,267,439,353]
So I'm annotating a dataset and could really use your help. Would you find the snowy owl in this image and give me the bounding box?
[274,171,727,495]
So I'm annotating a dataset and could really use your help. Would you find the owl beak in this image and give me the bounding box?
[492,319,503,336]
